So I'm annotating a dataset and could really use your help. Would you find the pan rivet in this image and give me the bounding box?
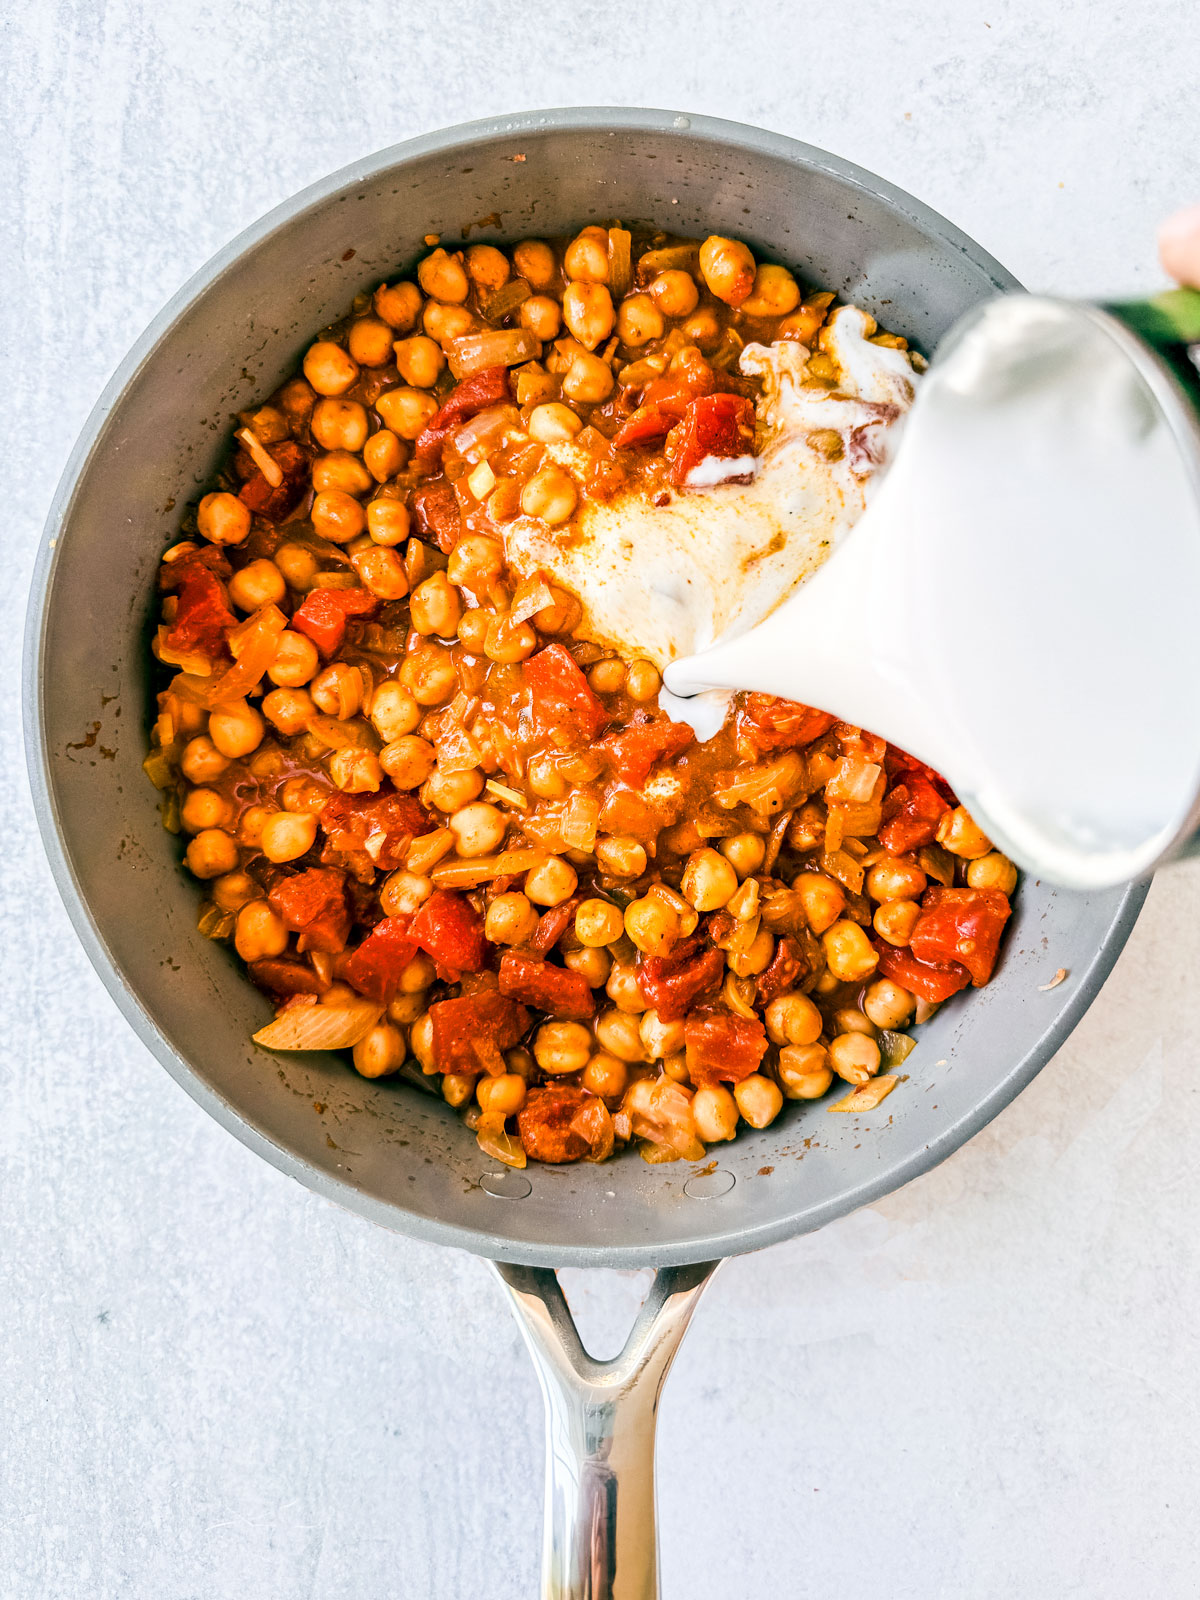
[481,1170,532,1199]
[683,1170,736,1199]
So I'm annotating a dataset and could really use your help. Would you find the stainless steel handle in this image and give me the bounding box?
[493,1260,720,1600]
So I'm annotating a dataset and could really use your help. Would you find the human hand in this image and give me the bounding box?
[1158,205,1200,286]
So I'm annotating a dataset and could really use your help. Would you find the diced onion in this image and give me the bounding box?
[451,404,520,463]
[476,1112,527,1169]
[235,427,283,487]
[918,844,955,886]
[481,279,531,324]
[447,329,540,381]
[712,752,805,812]
[509,571,557,625]
[819,848,865,894]
[173,605,288,709]
[635,243,700,281]
[253,998,383,1051]
[405,829,456,875]
[632,1080,705,1162]
[879,1030,918,1069]
[826,757,883,805]
[607,227,633,299]
[142,746,179,791]
[430,848,546,888]
[828,1075,898,1113]
[485,778,527,809]
[197,903,234,940]
[429,714,482,774]
[561,791,599,852]
[306,714,380,752]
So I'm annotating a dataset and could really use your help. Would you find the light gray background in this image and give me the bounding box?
[5,3,1200,1596]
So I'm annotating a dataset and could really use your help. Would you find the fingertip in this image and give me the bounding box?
[1158,204,1200,286]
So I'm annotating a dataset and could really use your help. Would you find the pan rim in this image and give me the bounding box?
[22,105,1148,1266]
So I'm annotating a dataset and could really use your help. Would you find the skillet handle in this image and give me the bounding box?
[492,1260,720,1600]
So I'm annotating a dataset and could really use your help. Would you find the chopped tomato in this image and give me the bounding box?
[735,694,836,757]
[321,787,429,871]
[637,939,725,1021]
[599,715,695,785]
[267,867,352,954]
[612,405,679,449]
[412,481,464,553]
[161,556,236,663]
[667,393,755,487]
[291,587,380,657]
[878,776,951,855]
[528,895,582,955]
[887,745,958,807]
[524,643,610,742]
[413,366,513,471]
[683,1008,768,1086]
[238,439,310,522]
[910,887,1011,987]
[341,914,419,1002]
[410,888,488,975]
[834,724,887,765]
[498,950,595,1020]
[247,957,329,1000]
[755,935,808,1006]
[611,368,716,449]
[429,988,530,1075]
[872,939,970,1004]
[518,1084,593,1164]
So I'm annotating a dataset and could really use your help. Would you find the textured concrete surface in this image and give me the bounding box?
[5,3,1200,1596]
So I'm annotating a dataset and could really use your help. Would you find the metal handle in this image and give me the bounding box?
[493,1259,720,1600]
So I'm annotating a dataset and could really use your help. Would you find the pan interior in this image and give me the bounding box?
[26,109,1143,1267]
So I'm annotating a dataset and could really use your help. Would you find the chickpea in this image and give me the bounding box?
[274,542,319,591]
[680,848,738,912]
[261,811,318,864]
[449,801,506,858]
[409,571,463,637]
[588,659,626,694]
[624,894,680,957]
[483,612,538,664]
[311,488,366,545]
[346,316,394,369]
[864,977,916,1030]
[400,953,437,995]
[594,1009,647,1064]
[352,1022,406,1079]
[484,891,539,946]
[795,872,846,935]
[234,899,288,961]
[376,387,438,441]
[524,855,578,908]
[393,334,445,389]
[423,767,484,812]
[687,1083,736,1142]
[520,295,562,340]
[303,340,358,397]
[374,280,423,331]
[606,963,647,1014]
[442,1073,476,1108]
[582,1052,628,1101]
[197,491,251,547]
[698,235,756,306]
[398,643,458,706]
[268,631,320,688]
[309,663,361,720]
[867,857,927,902]
[624,659,661,702]
[562,282,614,351]
[181,735,229,784]
[513,239,558,291]
[765,992,823,1048]
[380,871,433,917]
[828,1032,881,1086]
[238,804,274,849]
[564,228,609,283]
[649,269,700,319]
[258,688,312,738]
[727,926,775,977]
[968,851,1018,895]
[681,307,722,350]
[741,263,801,318]
[387,993,426,1025]
[528,402,583,444]
[311,450,371,498]
[208,699,264,760]
[638,1009,685,1062]
[278,776,326,814]
[410,1012,436,1072]
[525,753,567,801]
[595,835,647,879]
[180,787,232,833]
[460,243,507,293]
[368,684,419,745]
[821,920,879,983]
[366,498,411,547]
[364,429,407,484]
[562,352,614,404]
[937,806,991,859]
[379,735,436,790]
[353,543,410,600]
[616,292,665,348]
[874,899,921,947]
[228,558,286,613]
[565,946,611,987]
[424,301,475,347]
[184,827,239,880]
[330,748,382,794]
[534,1020,593,1075]
[833,1007,879,1039]
[733,1074,783,1128]
[447,534,505,589]
[477,1074,527,1116]
[520,465,578,525]
[311,396,368,452]
[575,898,625,947]
[211,869,258,913]
[773,1045,830,1102]
[417,247,469,304]
[716,832,764,879]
